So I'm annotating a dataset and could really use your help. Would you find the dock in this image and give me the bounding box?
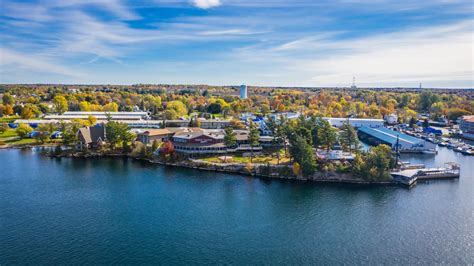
[391,163,460,186]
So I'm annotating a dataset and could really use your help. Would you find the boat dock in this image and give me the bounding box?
[391,163,460,186]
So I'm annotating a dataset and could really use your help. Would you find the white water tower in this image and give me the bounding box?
[240,84,247,99]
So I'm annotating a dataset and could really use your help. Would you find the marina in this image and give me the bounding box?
[391,162,461,186]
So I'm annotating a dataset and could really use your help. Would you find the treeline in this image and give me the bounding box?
[1,86,472,123]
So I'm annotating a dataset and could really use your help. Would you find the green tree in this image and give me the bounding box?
[53,95,68,114]
[105,121,133,149]
[266,116,284,164]
[317,119,337,151]
[2,93,14,105]
[353,144,394,181]
[223,126,237,162]
[248,121,260,163]
[339,121,359,152]
[62,121,81,148]
[289,134,317,176]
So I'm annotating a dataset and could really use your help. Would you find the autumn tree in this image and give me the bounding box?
[53,95,68,114]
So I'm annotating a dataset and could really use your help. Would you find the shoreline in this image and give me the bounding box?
[39,149,398,187]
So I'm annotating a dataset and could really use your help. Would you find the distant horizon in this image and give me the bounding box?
[1,83,473,90]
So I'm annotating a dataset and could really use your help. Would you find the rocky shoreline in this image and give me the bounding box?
[42,149,397,186]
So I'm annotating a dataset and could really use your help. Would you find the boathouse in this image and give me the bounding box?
[358,126,436,153]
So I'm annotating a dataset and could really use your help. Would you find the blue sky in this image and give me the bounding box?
[0,0,473,87]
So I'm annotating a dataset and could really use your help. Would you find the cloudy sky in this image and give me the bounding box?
[0,0,473,87]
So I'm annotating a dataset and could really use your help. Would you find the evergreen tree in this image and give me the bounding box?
[317,119,337,151]
[339,121,359,152]
[223,127,237,162]
[248,121,260,163]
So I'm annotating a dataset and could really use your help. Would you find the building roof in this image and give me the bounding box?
[140,129,173,136]
[78,126,105,144]
[359,126,423,145]
[462,115,474,123]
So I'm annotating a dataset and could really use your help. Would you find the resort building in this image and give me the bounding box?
[77,125,106,149]
[199,119,231,129]
[358,126,436,153]
[171,128,261,155]
[459,115,474,140]
[136,129,174,145]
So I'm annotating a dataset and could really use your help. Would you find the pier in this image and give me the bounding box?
[391,163,460,186]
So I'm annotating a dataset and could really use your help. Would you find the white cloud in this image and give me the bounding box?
[231,19,474,87]
[192,0,221,9]
[0,47,82,78]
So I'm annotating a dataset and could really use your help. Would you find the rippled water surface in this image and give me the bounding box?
[1,148,473,264]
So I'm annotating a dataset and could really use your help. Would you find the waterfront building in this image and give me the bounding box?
[77,125,106,149]
[459,115,474,140]
[240,84,247,99]
[136,129,173,145]
[172,128,260,155]
[358,126,436,153]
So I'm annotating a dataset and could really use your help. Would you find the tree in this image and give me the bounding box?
[21,106,34,119]
[160,141,175,160]
[3,105,14,116]
[223,127,237,162]
[62,121,81,147]
[87,115,97,127]
[166,100,187,117]
[353,144,394,181]
[105,121,131,149]
[207,103,222,114]
[151,139,161,152]
[103,102,118,112]
[53,95,68,114]
[288,134,317,176]
[16,124,33,139]
[2,93,14,105]
[339,121,359,152]
[35,124,54,144]
[248,121,260,163]
[79,101,91,111]
[266,116,284,164]
[317,119,337,151]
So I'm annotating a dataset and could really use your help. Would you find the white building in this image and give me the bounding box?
[324,118,384,128]
[384,114,398,125]
[44,111,149,121]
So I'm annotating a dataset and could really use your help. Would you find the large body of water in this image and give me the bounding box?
[1,148,473,264]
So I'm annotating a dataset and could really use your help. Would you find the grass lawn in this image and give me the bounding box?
[3,138,37,145]
[0,128,61,146]
[0,116,20,123]
[202,153,291,165]
[0,128,18,139]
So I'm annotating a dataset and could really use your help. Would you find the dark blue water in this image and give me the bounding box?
[1,148,473,264]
